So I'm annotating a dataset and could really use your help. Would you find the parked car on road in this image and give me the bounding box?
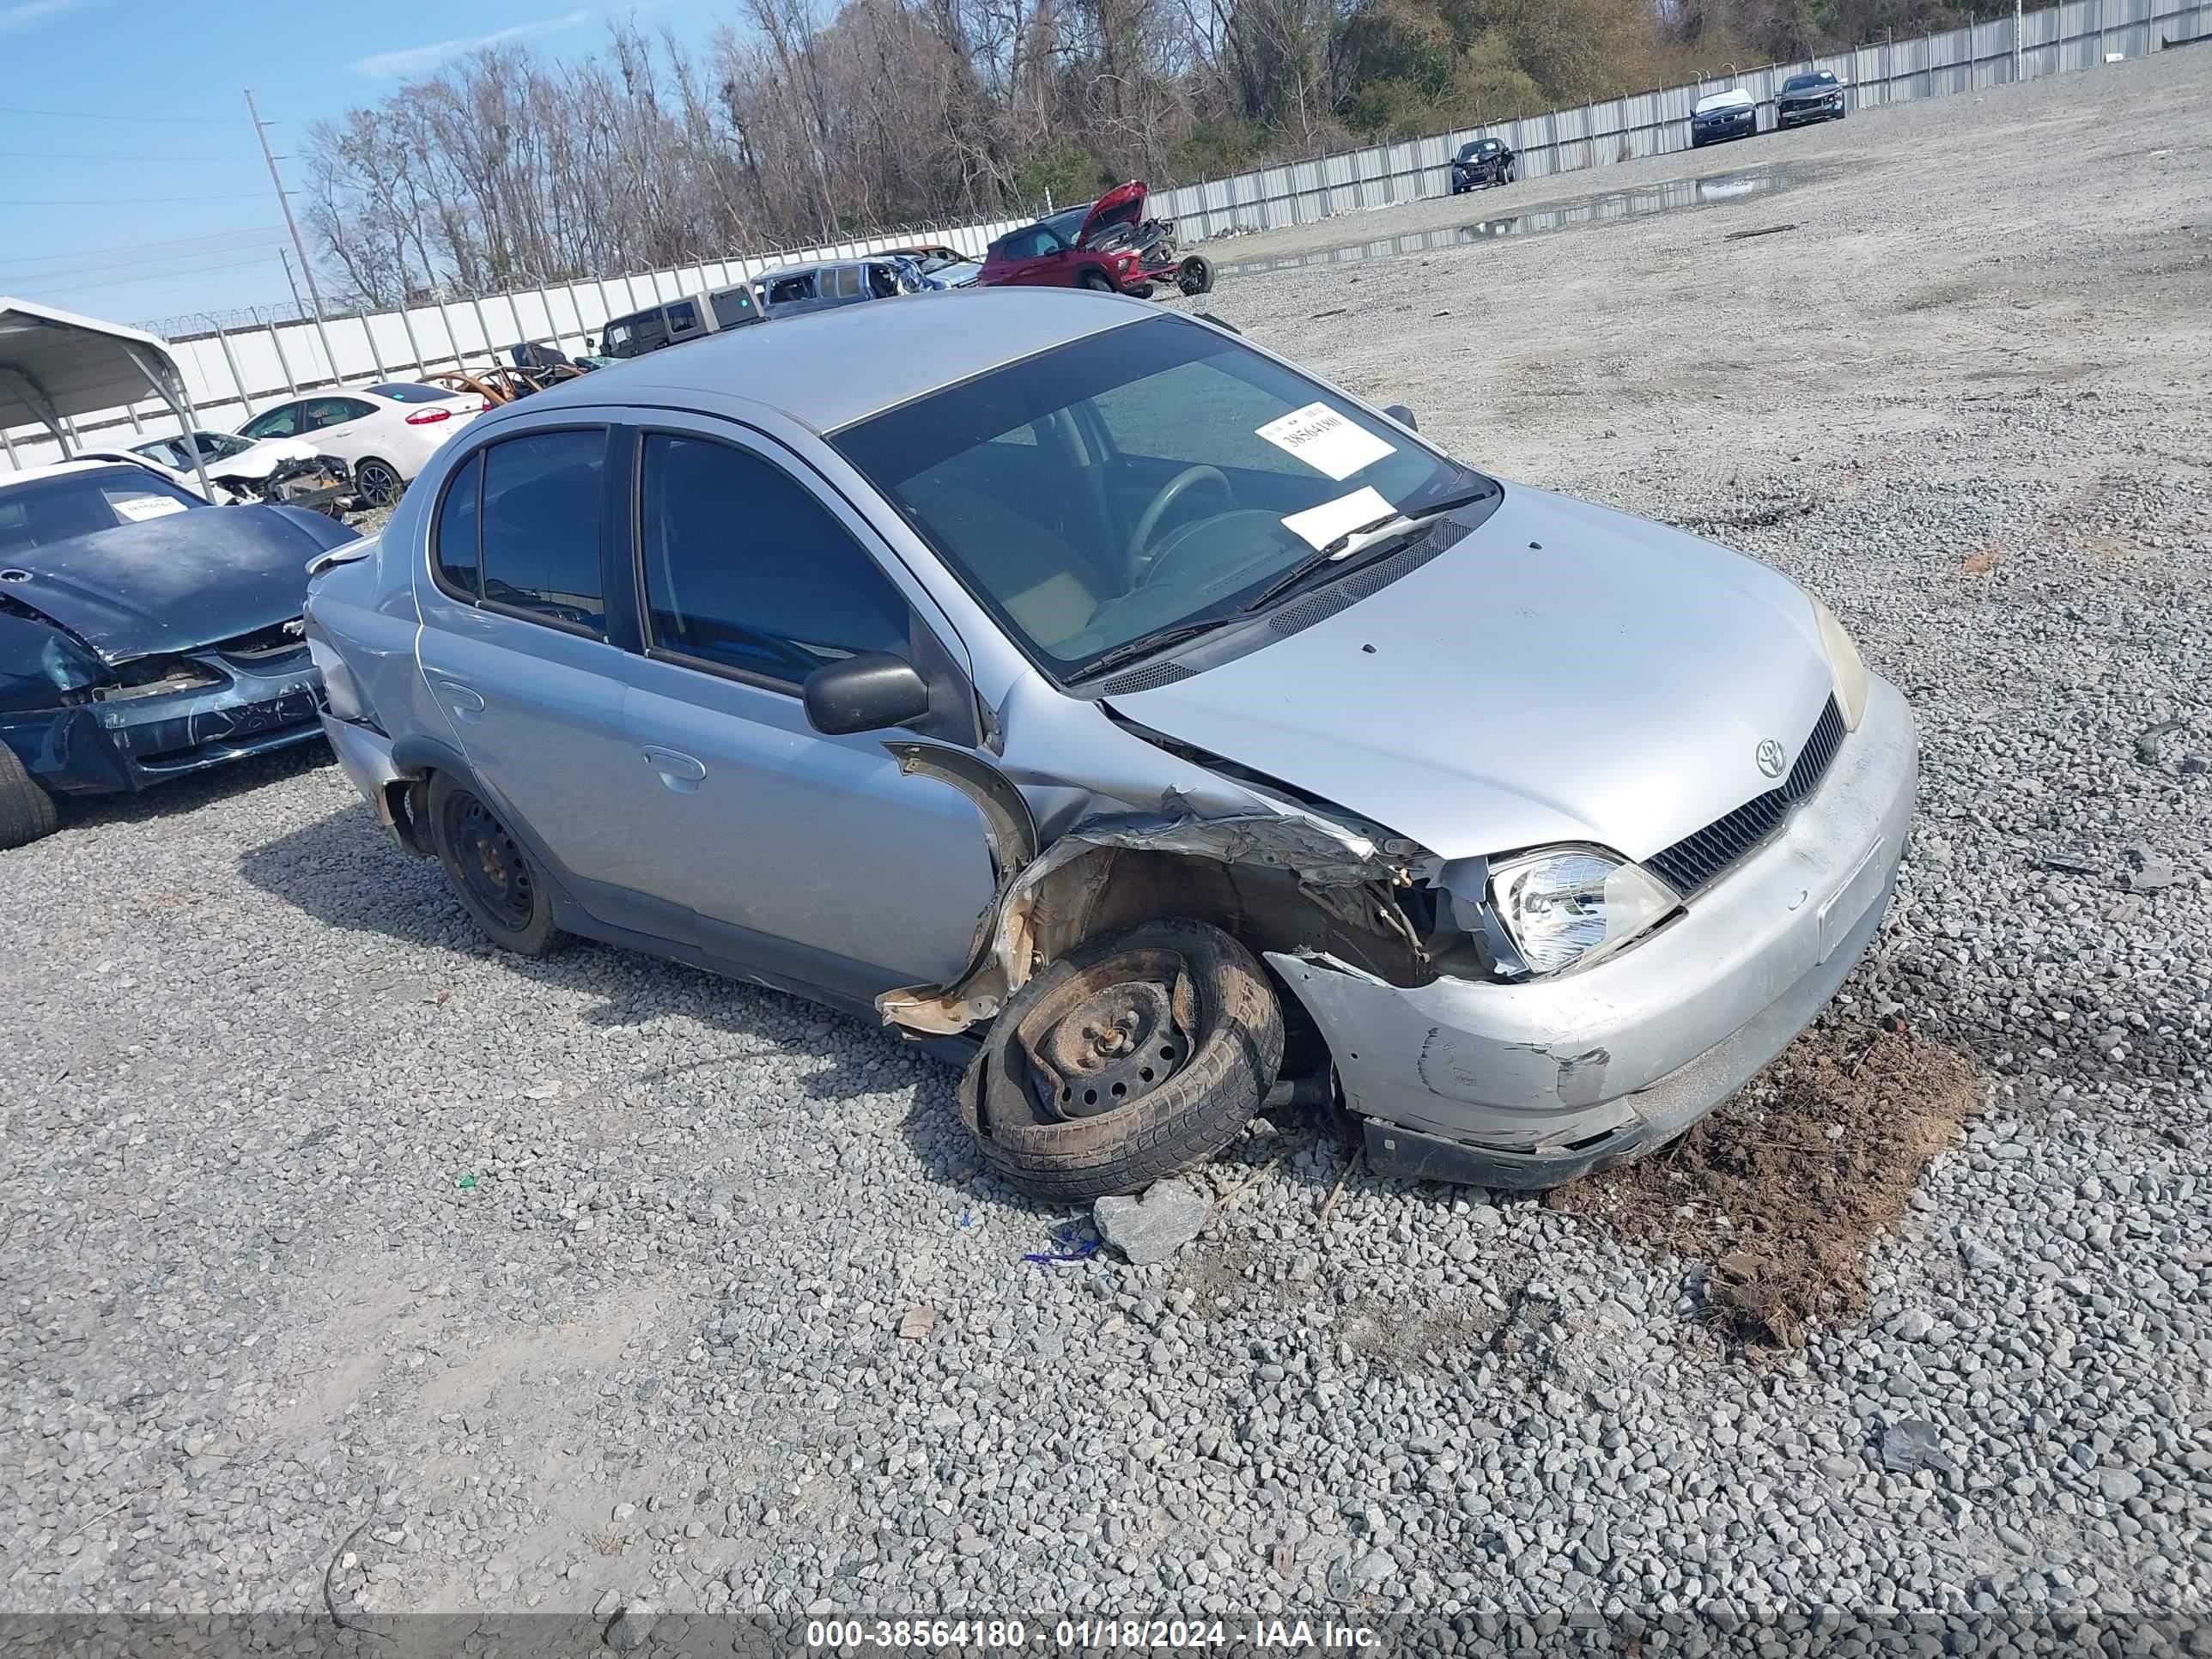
[1776,70,1848,127]
[598,283,765,362]
[305,290,1914,1204]
[131,429,350,513]
[236,384,481,509]
[1449,137,1516,191]
[977,183,1214,298]
[0,458,356,847]
[1691,88,1759,146]
[754,258,925,318]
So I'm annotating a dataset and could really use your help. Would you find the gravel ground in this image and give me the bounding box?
[4,49,2209,1638]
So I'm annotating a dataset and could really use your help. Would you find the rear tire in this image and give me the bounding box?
[427,772,566,957]
[0,744,58,850]
[1078,269,1115,293]
[354,457,404,509]
[961,919,1283,1202]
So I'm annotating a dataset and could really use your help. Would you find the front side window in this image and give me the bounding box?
[477,430,607,633]
[833,316,1479,679]
[640,434,909,688]
[240,404,300,441]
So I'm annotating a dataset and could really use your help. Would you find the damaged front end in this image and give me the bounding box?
[0,605,325,793]
[877,753,1431,1036]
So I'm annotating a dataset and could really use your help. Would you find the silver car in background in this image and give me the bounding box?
[304,289,1915,1202]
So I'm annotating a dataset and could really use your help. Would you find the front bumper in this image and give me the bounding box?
[3,645,325,796]
[1778,100,1844,125]
[1267,675,1917,1189]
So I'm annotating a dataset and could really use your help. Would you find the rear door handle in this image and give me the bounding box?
[428,673,486,720]
[642,745,707,791]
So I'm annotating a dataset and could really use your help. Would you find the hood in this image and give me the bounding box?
[1695,92,1753,116]
[206,436,319,483]
[1106,486,1837,864]
[0,504,337,665]
[1079,181,1148,246]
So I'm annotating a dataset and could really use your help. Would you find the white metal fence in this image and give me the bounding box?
[5,0,2201,471]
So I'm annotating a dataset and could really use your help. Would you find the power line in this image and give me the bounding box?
[0,146,261,163]
[17,252,283,301]
[0,191,271,204]
[0,225,283,271]
[0,104,237,125]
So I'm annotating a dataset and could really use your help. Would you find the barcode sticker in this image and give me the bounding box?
[1255,402,1395,481]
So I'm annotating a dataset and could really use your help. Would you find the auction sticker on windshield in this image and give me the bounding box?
[1281,485,1392,550]
[1255,401,1395,480]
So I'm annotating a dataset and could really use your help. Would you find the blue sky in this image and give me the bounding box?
[0,0,714,332]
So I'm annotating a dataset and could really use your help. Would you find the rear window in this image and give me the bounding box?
[0,466,199,556]
[367,382,450,404]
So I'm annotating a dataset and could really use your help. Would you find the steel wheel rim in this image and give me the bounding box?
[1019,947,1194,1122]
[448,793,533,929]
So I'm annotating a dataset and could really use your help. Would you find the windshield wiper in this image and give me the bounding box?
[1074,617,1238,682]
[1240,483,1495,614]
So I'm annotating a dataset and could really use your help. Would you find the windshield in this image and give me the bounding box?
[1784,73,1834,90]
[833,316,1480,681]
[367,382,450,404]
[196,432,254,459]
[1042,205,1089,244]
[0,465,201,556]
[1459,141,1497,157]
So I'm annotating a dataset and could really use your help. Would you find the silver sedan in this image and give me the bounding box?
[304,289,1915,1200]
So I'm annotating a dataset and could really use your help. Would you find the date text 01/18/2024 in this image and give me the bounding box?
[802,1620,1383,1650]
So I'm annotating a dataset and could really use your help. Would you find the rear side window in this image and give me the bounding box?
[639,434,908,687]
[832,266,861,300]
[433,431,605,632]
[667,300,702,335]
[434,452,483,596]
[476,430,607,634]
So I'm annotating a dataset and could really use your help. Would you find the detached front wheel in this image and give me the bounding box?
[1176,255,1215,297]
[961,919,1284,1202]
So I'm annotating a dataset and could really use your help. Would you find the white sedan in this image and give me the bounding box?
[235,381,483,507]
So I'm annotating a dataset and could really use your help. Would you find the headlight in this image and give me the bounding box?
[1811,596,1869,731]
[1487,848,1676,976]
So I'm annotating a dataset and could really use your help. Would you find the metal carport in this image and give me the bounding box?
[0,297,218,503]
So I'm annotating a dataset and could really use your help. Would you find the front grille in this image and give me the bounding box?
[1646,696,1847,897]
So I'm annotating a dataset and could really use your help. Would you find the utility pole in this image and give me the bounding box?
[2014,0,2025,82]
[276,246,304,319]
[246,88,339,387]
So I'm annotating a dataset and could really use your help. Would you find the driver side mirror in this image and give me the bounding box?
[802,653,931,736]
[1383,403,1419,431]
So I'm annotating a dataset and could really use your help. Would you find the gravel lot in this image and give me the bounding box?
[4,49,2208,1639]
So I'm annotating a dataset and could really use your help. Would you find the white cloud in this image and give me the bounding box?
[0,0,91,31]
[349,8,592,78]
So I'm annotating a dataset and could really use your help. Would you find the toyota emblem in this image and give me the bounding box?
[1755,738,1788,780]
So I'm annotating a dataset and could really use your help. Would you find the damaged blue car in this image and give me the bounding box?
[0,456,358,847]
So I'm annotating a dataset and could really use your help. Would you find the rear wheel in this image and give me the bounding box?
[0,744,58,850]
[428,772,565,956]
[354,457,403,508]
[1078,269,1115,293]
[1176,255,1215,297]
[961,919,1283,1201]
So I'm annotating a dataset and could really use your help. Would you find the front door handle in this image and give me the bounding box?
[642,744,707,792]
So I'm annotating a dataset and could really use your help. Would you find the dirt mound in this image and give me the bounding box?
[1549,1024,1982,1349]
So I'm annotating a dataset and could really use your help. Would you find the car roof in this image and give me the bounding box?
[516,287,1152,433]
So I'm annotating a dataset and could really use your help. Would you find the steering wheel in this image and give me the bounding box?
[1127,465,1231,569]
[1133,508,1289,592]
